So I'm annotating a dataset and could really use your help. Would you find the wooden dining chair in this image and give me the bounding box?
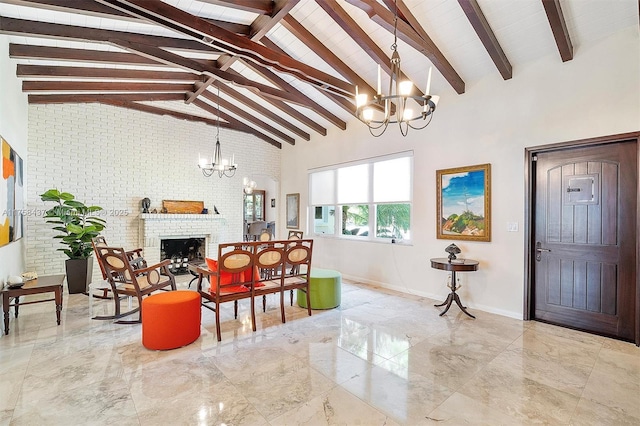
[196,242,257,341]
[254,241,287,322]
[97,246,176,324]
[287,230,303,239]
[259,228,272,241]
[282,239,313,321]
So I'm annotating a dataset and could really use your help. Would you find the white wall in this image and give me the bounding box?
[25,103,280,281]
[281,26,640,319]
[0,36,28,283]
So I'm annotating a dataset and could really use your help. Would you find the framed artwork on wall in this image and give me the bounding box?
[1,136,24,247]
[286,193,300,229]
[436,163,491,242]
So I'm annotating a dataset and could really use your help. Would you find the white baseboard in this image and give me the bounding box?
[340,273,523,320]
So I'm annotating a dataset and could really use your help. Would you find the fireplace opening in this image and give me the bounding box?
[160,237,206,275]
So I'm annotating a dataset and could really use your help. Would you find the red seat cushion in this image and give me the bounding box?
[205,258,262,290]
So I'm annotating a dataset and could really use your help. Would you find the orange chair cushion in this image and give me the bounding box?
[142,290,201,350]
[205,258,261,285]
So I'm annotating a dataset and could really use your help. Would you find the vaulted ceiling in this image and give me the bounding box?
[0,0,637,148]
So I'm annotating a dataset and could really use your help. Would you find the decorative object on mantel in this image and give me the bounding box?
[214,205,220,214]
[201,208,208,214]
[445,243,461,262]
[354,0,438,137]
[152,209,158,213]
[198,86,237,178]
[40,189,106,294]
[162,200,205,214]
[141,197,150,213]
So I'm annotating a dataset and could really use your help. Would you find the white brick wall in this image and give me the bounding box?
[26,103,280,282]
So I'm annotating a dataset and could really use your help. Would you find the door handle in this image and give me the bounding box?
[535,242,550,261]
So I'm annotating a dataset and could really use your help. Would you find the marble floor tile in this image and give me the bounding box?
[580,347,640,419]
[425,392,523,425]
[340,361,455,424]
[458,364,580,424]
[570,398,640,426]
[270,386,399,426]
[0,278,637,425]
[487,346,593,397]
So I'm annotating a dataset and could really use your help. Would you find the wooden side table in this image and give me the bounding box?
[2,274,65,335]
[430,258,478,318]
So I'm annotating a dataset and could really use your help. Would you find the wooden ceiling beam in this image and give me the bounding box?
[198,2,341,131]
[315,0,419,97]
[16,57,311,141]
[260,36,356,117]
[457,0,512,80]
[16,64,199,81]
[213,80,311,141]
[250,0,300,40]
[216,0,297,72]
[186,76,216,104]
[192,99,282,148]
[197,0,273,15]
[28,93,185,104]
[3,0,251,35]
[199,90,294,145]
[0,17,216,53]
[223,68,328,136]
[281,14,375,98]
[99,99,225,127]
[345,0,465,94]
[541,0,573,62]
[105,38,311,106]
[22,81,194,92]
[96,0,353,98]
[241,60,346,130]
[9,44,163,66]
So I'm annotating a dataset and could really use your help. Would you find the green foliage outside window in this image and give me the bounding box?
[376,204,410,239]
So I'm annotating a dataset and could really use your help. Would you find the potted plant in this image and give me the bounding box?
[40,189,106,294]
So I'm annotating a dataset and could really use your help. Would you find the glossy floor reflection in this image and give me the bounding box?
[1,278,638,425]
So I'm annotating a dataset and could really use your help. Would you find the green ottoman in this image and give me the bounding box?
[297,268,342,309]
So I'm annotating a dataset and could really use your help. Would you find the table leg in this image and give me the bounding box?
[435,293,454,316]
[3,294,9,335]
[434,293,452,307]
[14,296,19,318]
[55,287,62,325]
[435,271,475,318]
[453,293,476,319]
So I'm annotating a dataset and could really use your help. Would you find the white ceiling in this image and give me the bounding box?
[0,0,638,147]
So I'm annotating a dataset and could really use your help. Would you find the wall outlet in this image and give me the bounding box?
[507,222,519,232]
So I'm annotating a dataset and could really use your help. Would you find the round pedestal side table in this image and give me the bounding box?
[430,257,479,319]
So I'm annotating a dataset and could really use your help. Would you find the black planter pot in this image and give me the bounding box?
[65,257,93,294]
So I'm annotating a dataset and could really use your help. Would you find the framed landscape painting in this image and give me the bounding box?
[286,193,300,229]
[436,163,491,242]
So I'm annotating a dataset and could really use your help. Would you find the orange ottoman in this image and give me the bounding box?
[142,290,201,350]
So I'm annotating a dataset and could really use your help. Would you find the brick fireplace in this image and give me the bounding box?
[139,213,227,266]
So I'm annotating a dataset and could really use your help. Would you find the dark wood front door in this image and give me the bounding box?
[533,141,637,341]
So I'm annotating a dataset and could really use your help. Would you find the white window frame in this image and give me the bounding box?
[308,151,413,243]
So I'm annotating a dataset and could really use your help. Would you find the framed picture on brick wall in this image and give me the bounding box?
[286,193,299,229]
